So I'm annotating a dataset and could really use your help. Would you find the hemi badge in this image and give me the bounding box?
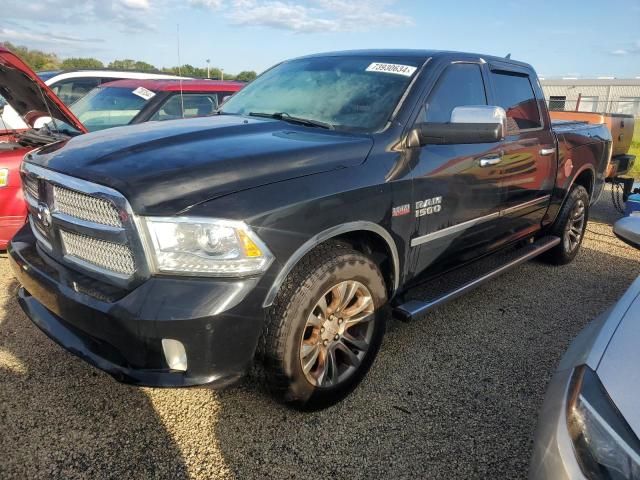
[392,204,411,217]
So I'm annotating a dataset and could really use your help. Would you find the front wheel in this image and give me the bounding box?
[260,242,387,410]
[542,184,589,265]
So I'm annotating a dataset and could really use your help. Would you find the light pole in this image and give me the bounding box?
[221,68,224,81]
[206,59,210,79]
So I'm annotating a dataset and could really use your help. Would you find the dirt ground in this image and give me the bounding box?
[1,192,638,479]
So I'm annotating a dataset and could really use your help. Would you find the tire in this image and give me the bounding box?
[542,184,589,265]
[260,241,387,410]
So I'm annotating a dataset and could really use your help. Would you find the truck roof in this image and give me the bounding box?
[297,49,534,70]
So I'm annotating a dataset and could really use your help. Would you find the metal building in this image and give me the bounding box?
[540,78,640,117]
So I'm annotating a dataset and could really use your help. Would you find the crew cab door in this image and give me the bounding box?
[409,61,505,276]
[486,65,556,241]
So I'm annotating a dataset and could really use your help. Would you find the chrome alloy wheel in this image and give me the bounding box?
[299,280,375,387]
[564,198,586,253]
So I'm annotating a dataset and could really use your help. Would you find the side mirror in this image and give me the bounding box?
[613,216,640,249]
[411,105,507,146]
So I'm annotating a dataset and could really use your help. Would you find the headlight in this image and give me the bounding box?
[0,168,8,187]
[143,217,274,277]
[567,365,640,479]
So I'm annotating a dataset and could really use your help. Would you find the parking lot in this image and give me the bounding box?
[1,192,638,480]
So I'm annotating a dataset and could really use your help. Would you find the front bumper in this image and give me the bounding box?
[8,225,268,388]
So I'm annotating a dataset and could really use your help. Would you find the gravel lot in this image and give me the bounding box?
[1,191,639,480]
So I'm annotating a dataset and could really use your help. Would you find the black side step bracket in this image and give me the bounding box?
[393,236,561,321]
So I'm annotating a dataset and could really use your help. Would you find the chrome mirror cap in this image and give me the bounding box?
[451,105,507,139]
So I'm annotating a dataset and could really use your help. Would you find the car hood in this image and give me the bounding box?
[593,276,640,438]
[25,115,374,215]
[0,47,86,133]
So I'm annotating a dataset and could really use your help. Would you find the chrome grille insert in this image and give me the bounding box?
[53,185,123,228]
[60,230,136,277]
[24,176,39,200]
[21,162,149,287]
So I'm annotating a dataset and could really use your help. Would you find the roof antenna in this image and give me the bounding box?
[176,24,185,119]
[505,53,511,59]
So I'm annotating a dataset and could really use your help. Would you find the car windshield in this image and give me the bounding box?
[70,86,152,131]
[220,55,423,132]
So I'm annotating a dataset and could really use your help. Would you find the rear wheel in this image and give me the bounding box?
[542,184,589,265]
[260,242,387,410]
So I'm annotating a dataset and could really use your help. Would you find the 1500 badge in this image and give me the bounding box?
[415,196,442,217]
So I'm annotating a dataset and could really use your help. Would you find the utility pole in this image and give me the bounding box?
[221,68,224,81]
[206,59,210,79]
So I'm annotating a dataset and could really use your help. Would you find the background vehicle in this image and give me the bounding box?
[9,50,612,410]
[0,47,88,250]
[1,69,191,131]
[529,215,640,480]
[40,69,188,106]
[550,110,636,200]
[68,79,243,132]
[0,47,242,248]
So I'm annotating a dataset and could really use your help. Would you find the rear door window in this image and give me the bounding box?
[490,71,541,133]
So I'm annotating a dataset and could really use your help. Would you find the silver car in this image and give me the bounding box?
[529,216,640,479]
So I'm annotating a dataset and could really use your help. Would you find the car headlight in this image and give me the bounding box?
[567,365,640,479]
[143,217,274,277]
[0,168,8,187]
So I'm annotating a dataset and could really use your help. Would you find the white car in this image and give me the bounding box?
[39,69,189,105]
[2,69,189,131]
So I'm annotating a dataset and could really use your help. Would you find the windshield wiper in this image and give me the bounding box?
[248,112,334,130]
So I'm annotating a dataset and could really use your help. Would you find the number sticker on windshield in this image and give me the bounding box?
[132,86,156,101]
[366,63,417,77]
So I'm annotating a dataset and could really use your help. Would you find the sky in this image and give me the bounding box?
[1,0,640,77]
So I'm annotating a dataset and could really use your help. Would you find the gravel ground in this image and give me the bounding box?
[1,190,639,480]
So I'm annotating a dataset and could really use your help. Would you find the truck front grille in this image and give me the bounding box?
[53,185,123,227]
[21,162,148,287]
[60,230,136,276]
[24,175,39,200]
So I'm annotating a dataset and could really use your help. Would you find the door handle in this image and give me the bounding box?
[539,148,555,156]
[479,155,502,167]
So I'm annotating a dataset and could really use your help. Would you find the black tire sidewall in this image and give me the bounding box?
[548,184,590,264]
[272,251,387,410]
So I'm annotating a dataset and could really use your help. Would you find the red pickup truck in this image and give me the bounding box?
[0,47,243,248]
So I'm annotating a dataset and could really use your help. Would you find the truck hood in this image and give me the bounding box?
[593,277,640,438]
[0,47,86,133]
[26,115,374,215]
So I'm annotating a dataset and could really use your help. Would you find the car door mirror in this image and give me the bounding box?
[613,216,640,249]
[411,105,507,146]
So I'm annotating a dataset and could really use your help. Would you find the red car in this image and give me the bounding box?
[0,47,243,249]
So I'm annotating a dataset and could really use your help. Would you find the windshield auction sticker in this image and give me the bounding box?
[132,86,156,101]
[366,62,417,76]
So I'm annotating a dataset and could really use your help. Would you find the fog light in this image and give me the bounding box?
[162,339,188,371]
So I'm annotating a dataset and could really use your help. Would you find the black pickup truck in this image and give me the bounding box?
[9,50,611,410]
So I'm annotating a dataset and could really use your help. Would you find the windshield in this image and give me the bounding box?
[220,55,423,132]
[70,86,151,131]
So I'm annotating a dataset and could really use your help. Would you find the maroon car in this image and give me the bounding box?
[67,78,244,132]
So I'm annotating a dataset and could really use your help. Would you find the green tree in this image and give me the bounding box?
[235,70,257,82]
[108,59,158,72]
[60,57,104,69]
[0,42,60,71]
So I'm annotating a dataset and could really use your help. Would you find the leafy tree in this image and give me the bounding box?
[108,59,157,72]
[235,70,257,82]
[1,41,60,71]
[60,57,104,69]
